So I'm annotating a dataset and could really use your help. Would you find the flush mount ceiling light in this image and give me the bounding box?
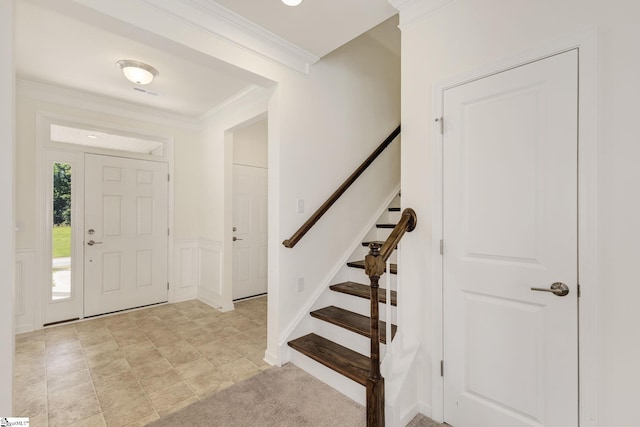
[281,0,303,6]
[116,60,159,85]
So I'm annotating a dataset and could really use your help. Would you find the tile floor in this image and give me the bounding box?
[14,297,268,427]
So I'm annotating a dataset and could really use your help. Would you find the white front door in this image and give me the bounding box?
[232,164,268,300]
[443,50,578,427]
[84,154,168,317]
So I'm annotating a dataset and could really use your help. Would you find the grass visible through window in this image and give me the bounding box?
[52,226,71,258]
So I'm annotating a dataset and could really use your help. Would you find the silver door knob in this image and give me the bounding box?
[531,282,570,297]
[232,236,243,241]
[87,240,103,246]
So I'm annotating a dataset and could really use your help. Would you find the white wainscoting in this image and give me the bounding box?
[15,249,36,334]
[173,239,199,302]
[173,239,232,311]
[197,239,233,311]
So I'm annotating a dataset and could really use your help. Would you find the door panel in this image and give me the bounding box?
[84,154,168,316]
[443,50,578,427]
[232,164,268,300]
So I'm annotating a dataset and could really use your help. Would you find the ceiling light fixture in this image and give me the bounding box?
[281,0,303,6]
[116,60,159,85]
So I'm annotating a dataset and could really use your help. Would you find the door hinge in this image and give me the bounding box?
[577,284,581,298]
[436,116,444,135]
[440,360,444,377]
[168,173,170,182]
[167,282,170,290]
[168,228,170,236]
[440,239,444,255]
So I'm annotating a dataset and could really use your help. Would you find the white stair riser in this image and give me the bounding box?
[347,268,397,290]
[387,210,401,223]
[327,290,396,324]
[311,317,388,358]
[290,350,366,405]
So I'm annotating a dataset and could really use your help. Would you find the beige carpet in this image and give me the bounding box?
[147,363,365,426]
[147,363,444,427]
[406,414,446,427]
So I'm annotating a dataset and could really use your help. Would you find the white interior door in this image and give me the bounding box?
[443,50,578,427]
[232,164,268,300]
[84,154,168,317]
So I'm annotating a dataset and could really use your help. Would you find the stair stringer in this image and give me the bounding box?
[277,184,401,357]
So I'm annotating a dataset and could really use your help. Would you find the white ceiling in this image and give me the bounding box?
[213,0,398,58]
[15,0,398,119]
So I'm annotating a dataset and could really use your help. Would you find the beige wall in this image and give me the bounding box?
[233,118,267,168]
[400,0,640,424]
[0,0,15,415]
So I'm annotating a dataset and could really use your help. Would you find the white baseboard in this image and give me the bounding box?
[263,349,280,367]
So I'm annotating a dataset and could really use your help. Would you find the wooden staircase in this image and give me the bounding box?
[281,126,414,426]
[288,204,414,427]
[288,249,398,372]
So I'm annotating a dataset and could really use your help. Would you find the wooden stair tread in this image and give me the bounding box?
[347,260,397,275]
[288,333,369,386]
[311,306,396,344]
[376,223,396,229]
[330,281,397,306]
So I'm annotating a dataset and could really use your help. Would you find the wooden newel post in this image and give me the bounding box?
[365,242,386,427]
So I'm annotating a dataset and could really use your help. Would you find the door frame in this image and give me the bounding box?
[222,110,269,312]
[34,111,174,328]
[429,28,599,426]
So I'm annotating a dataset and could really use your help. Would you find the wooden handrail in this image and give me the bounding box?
[379,208,417,262]
[364,208,417,427]
[282,125,401,248]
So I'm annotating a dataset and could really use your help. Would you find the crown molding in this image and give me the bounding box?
[17,79,202,132]
[143,0,319,74]
[199,84,268,123]
[389,0,454,29]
